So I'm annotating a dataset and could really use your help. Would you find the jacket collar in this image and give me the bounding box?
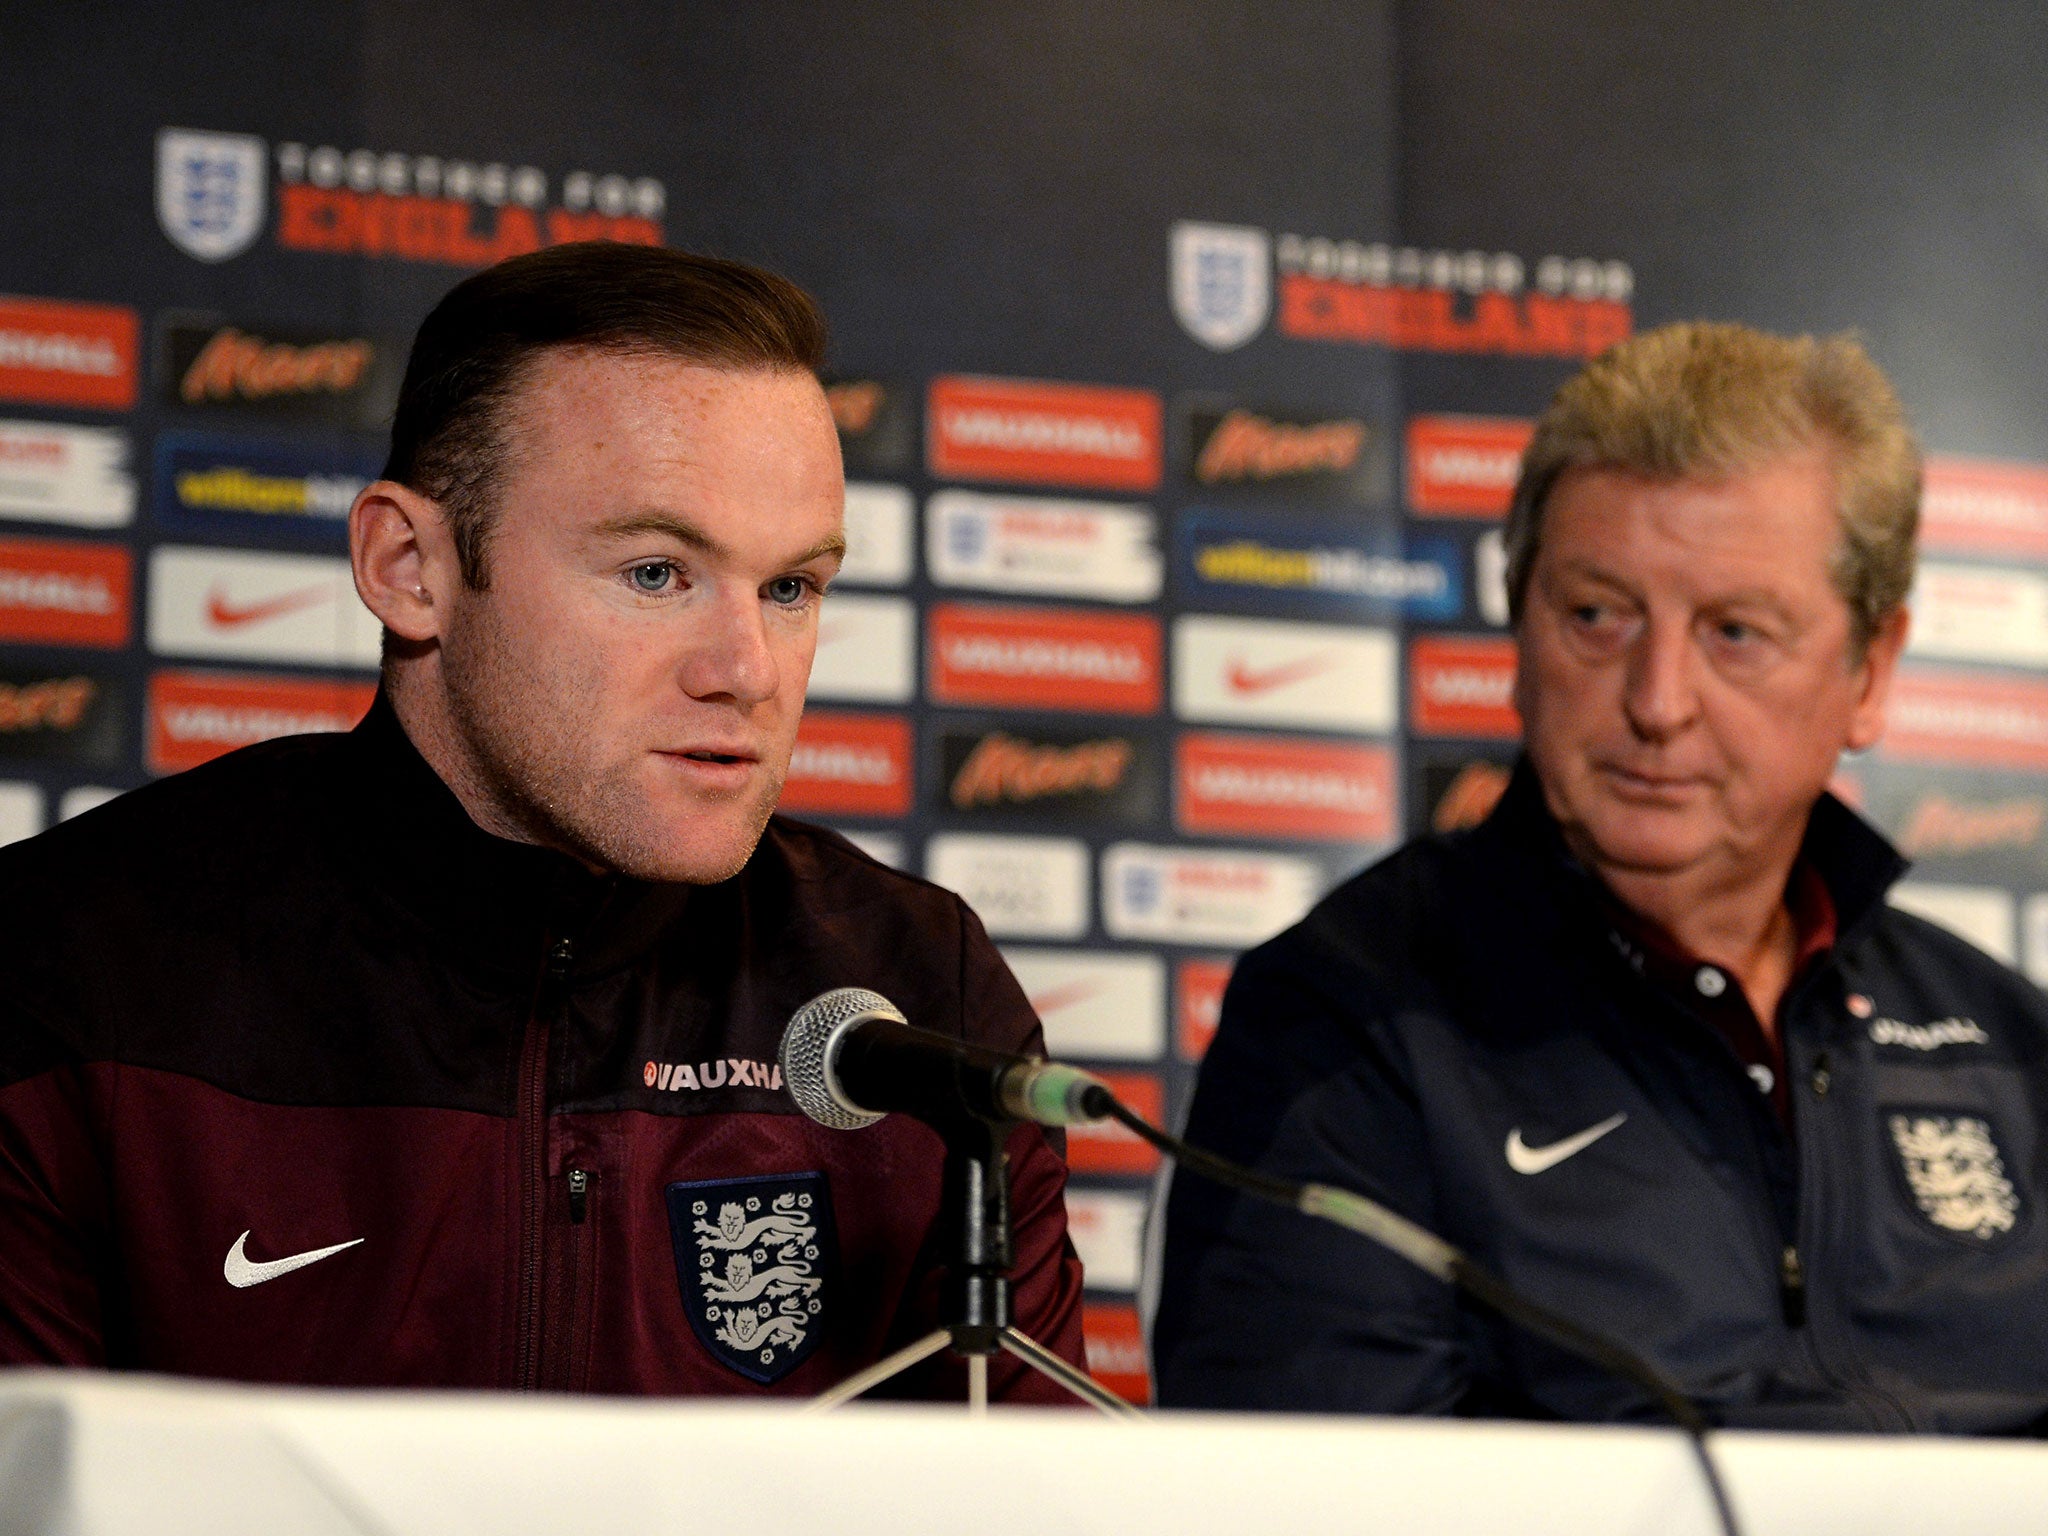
[1472,756,1909,950]
[332,692,700,984]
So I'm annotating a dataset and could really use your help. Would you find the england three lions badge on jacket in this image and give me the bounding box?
[1887,1111,2022,1242]
[666,1172,837,1383]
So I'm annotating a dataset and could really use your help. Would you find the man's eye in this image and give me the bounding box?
[766,575,811,607]
[629,562,675,593]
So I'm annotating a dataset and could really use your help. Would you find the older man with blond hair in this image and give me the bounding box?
[1155,321,2048,1432]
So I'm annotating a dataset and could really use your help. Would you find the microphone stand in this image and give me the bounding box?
[806,1116,1140,1417]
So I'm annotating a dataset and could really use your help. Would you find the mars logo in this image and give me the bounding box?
[666,1173,836,1385]
[1897,793,2045,857]
[1170,221,1272,352]
[156,129,268,261]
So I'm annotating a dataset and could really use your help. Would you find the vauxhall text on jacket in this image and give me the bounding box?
[1155,765,2048,1431]
[0,699,1085,1396]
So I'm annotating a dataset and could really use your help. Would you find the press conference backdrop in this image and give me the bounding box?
[6,2,2048,1405]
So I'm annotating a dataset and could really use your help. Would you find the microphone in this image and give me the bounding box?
[779,987,1111,1131]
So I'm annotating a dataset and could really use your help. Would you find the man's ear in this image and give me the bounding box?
[1844,605,1910,753]
[350,480,457,643]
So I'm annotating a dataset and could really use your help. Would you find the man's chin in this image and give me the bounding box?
[1567,804,1718,879]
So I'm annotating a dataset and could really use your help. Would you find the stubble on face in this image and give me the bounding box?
[435,592,788,882]
[406,351,842,885]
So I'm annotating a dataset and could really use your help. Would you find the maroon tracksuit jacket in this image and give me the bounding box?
[0,698,1085,1397]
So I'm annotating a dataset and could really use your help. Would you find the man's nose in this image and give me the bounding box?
[1621,617,1700,741]
[679,587,779,706]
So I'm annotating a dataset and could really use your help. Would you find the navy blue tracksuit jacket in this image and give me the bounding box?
[1156,764,2048,1431]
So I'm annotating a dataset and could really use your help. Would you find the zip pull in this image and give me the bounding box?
[1780,1245,1806,1327]
[568,1168,588,1224]
[546,938,575,982]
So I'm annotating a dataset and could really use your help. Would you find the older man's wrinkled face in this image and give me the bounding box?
[1514,448,1906,890]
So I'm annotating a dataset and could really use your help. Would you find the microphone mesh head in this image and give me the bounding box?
[780,987,903,1130]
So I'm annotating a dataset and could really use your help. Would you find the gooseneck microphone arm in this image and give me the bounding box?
[1079,1089,1746,1536]
[779,988,1745,1536]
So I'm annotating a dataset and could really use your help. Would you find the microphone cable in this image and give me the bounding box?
[1079,1085,1747,1536]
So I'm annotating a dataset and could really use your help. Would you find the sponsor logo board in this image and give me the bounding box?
[826,379,915,475]
[2024,895,2048,988]
[1064,1189,1145,1293]
[147,546,380,668]
[1406,416,1532,517]
[1922,455,2048,560]
[807,594,915,704]
[838,483,914,588]
[1909,563,2048,670]
[0,419,135,528]
[155,433,381,532]
[1170,221,1273,352]
[1474,528,1510,626]
[1276,235,1632,358]
[939,723,1158,825]
[1883,668,2048,772]
[0,296,139,411]
[929,603,1161,714]
[1889,881,2017,966]
[58,786,121,821]
[926,833,1090,939]
[1063,1070,1164,1175]
[776,712,911,819]
[928,376,1162,493]
[159,130,667,267]
[1897,790,2045,858]
[1102,842,1320,947]
[1176,732,1396,843]
[0,782,42,847]
[928,490,1161,603]
[1410,634,1520,739]
[160,317,400,426]
[1414,750,1515,836]
[834,829,904,869]
[157,129,268,261]
[1176,508,1460,620]
[1081,1302,1150,1405]
[1181,398,1383,503]
[147,670,377,774]
[0,664,124,764]
[1178,956,1232,1059]
[1002,947,1166,1060]
[1171,614,1396,734]
[0,536,131,647]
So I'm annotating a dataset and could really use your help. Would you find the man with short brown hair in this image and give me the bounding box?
[1156,322,2048,1432]
[0,243,1084,1396]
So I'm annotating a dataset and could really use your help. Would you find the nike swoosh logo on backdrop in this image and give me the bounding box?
[1223,652,1340,696]
[204,583,329,630]
[1027,979,1109,1016]
[223,1230,364,1288]
[1505,1112,1628,1175]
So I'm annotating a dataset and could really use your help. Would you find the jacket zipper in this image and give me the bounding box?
[568,1168,589,1224]
[1787,1034,1915,1429]
[514,935,575,1389]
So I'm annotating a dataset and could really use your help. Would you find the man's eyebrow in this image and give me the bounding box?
[591,514,846,569]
